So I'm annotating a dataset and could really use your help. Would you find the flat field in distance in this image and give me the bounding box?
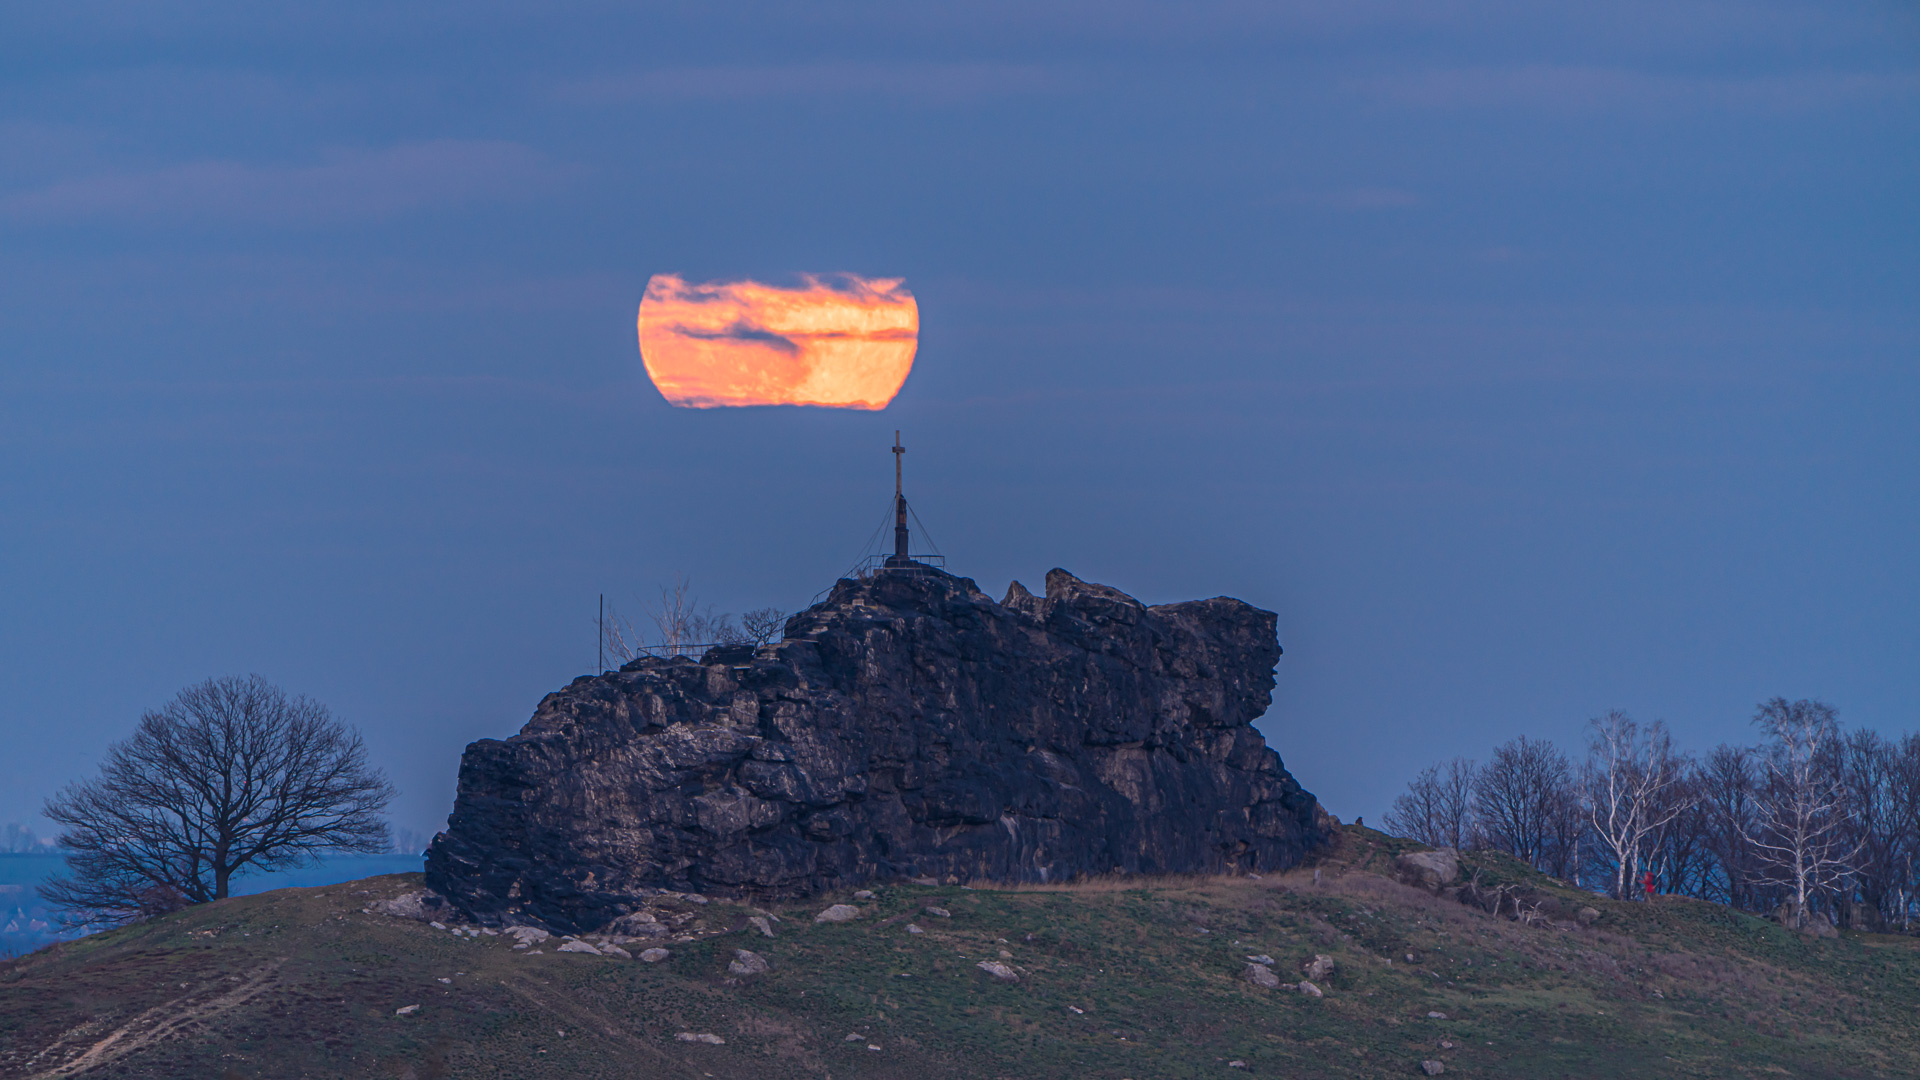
[4,826,1917,1079]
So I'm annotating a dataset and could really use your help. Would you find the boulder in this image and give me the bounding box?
[1394,849,1460,892]
[1303,954,1335,981]
[1577,907,1601,927]
[556,940,601,955]
[728,949,770,975]
[1245,963,1281,989]
[1297,980,1324,997]
[977,960,1020,982]
[815,904,862,923]
[638,948,671,963]
[1420,1061,1445,1076]
[427,568,1327,930]
[363,890,453,922]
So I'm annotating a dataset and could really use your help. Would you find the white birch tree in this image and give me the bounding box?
[1584,710,1692,900]
[1745,697,1857,927]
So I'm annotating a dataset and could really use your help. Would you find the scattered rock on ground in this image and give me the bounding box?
[924,906,951,918]
[853,890,875,899]
[608,912,666,937]
[1420,1060,1446,1076]
[675,1033,725,1045]
[504,926,551,946]
[729,949,770,976]
[910,876,939,886]
[1245,963,1281,989]
[1394,849,1460,892]
[1577,907,1602,927]
[1304,954,1335,980]
[1297,980,1324,997]
[362,890,454,922]
[1245,954,1275,965]
[1427,1011,1447,1019]
[557,940,601,955]
[639,948,670,963]
[600,944,632,959]
[748,916,776,937]
[395,1005,420,1016]
[1228,1061,1247,1069]
[977,960,1019,982]
[906,923,924,934]
[815,904,862,923]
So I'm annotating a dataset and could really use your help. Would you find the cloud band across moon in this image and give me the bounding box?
[637,273,918,409]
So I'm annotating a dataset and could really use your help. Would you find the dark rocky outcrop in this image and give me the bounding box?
[426,566,1329,931]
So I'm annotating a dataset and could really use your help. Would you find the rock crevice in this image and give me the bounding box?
[427,567,1329,930]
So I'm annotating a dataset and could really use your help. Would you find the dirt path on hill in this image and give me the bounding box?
[21,959,283,1079]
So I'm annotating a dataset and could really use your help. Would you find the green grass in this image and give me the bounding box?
[5,825,1918,1079]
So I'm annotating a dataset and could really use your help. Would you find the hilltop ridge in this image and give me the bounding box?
[8,824,1920,1079]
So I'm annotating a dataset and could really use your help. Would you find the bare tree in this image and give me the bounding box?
[1584,711,1693,900]
[1384,758,1477,850]
[601,599,644,668]
[740,607,787,647]
[1893,734,1920,931]
[1745,698,1857,928]
[1694,744,1761,909]
[1837,728,1914,930]
[1474,735,1580,878]
[602,578,762,665]
[41,675,393,928]
[643,575,747,653]
[1650,778,1716,899]
[649,575,709,653]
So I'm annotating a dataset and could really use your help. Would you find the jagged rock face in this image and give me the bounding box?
[426,567,1329,931]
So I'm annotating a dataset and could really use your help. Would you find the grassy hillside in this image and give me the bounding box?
[4,825,1917,1080]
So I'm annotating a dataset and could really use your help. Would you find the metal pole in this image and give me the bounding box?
[891,431,910,562]
[598,593,604,672]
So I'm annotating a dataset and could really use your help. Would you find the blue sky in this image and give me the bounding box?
[2,1,1916,835]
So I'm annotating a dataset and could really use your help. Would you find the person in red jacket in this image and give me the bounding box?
[1642,870,1657,900]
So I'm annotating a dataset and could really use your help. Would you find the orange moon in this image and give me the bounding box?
[637,273,918,409]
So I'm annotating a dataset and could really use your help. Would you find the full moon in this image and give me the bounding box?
[637,273,919,409]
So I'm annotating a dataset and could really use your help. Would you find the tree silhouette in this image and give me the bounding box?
[41,675,392,928]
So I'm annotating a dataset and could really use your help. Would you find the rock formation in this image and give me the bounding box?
[426,566,1329,931]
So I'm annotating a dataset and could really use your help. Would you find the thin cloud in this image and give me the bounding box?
[1271,187,1424,210]
[0,140,570,226]
[1358,64,1920,113]
[555,61,1068,105]
[673,320,802,355]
